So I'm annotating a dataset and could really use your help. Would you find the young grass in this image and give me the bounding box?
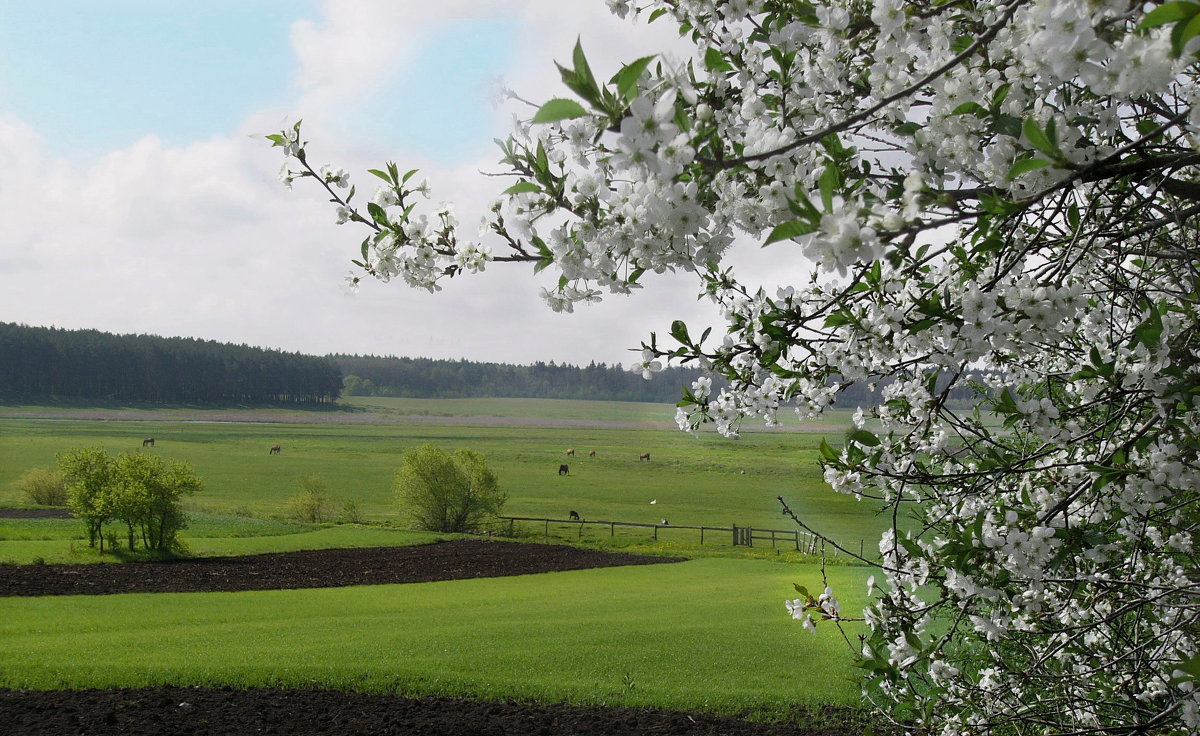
[0,520,442,564]
[0,558,870,718]
[0,408,883,555]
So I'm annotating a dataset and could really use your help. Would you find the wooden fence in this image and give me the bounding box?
[496,515,837,554]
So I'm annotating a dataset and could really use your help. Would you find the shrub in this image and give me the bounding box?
[284,475,334,523]
[59,447,200,553]
[395,445,505,533]
[16,466,68,506]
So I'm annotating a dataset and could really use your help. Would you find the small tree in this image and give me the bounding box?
[59,447,116,551]
[112,451,201,552]
[395,445,505,533]
[15,466,68,506]
[59,448,200,553]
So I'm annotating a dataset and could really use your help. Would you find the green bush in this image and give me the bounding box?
[284,475,334,523]
[58,447,201,553]
[395,445,505,533]
[15,466,68,506]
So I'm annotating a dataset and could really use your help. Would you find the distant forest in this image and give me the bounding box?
[333,354,709,403]
[0,323,341,404]
[0,322,960,408]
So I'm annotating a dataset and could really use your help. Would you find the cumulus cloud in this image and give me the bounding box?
[0,1,728,367]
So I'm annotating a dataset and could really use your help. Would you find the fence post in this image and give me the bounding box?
[545,519,549,538]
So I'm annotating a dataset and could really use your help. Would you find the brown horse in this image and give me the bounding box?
[558,464,570,476]
[269,444,281,455]
[569,510,580,520]
[142,438,155,447]
[566,448,575,457]
[639,452,651,461]
[588,450,596,458]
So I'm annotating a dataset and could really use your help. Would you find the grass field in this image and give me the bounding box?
[0,557,870,717]
[0,398,880,720]
[0,400,882,551]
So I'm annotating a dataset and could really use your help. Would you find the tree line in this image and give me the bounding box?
[0,322,341,405]
[334,354,711,402]
[1,322,967,408]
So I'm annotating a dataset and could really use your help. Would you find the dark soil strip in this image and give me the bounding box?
[0,540,685,597]
[0,687,874,736]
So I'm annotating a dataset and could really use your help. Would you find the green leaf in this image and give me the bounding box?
[1171,9,1200,56]
[670,320,691,345]
[1022,117,1058,157]
[764,220,816,246]
[1006,157,1054,179]
[950,102,987,117]
[366,202,388,226]
[819,438,840,463]
[532,98,590,124]
[994,115,1022,138]
[823,310,855,328]
[502,180,542,196]
[818,164,840,212]
[367,169,392,184]
[893,121,920,137]
[612,55,656,100]
[849,430,881,447]
[907,318,937,334]
[704,46,733,72]
[1178,653,1200,679]
[1138,1,1200,31]
[566,38,600,104]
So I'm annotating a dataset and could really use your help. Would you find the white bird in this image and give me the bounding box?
[650,499,657,504]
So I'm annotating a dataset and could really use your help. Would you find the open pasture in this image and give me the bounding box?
[0,399,882,727]
[0,401,883,552]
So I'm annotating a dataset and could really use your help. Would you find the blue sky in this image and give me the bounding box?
[0,1,514,163]
[0,2,306,156]
[0,1,704,366]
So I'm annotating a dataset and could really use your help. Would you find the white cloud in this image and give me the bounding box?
[0,1,734,368]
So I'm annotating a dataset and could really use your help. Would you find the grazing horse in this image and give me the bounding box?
[142,437,155,447]
[639,452,651,461]
[269,444,281,455]
[569,510,580,520]
[660,519,669,526]
[558,464,570,476]
[566,448,575,457]
[588,450,596,458]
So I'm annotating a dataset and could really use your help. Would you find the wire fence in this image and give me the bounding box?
[496,515,849,555]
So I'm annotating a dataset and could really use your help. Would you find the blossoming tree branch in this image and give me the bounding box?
[272,1,1200,733]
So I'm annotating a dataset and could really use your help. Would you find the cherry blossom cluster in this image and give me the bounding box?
[273,0,1199,732]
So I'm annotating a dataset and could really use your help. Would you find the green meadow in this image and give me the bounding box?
[0,400,883,549]
[0,398,883,720]
[0,559,870,717]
